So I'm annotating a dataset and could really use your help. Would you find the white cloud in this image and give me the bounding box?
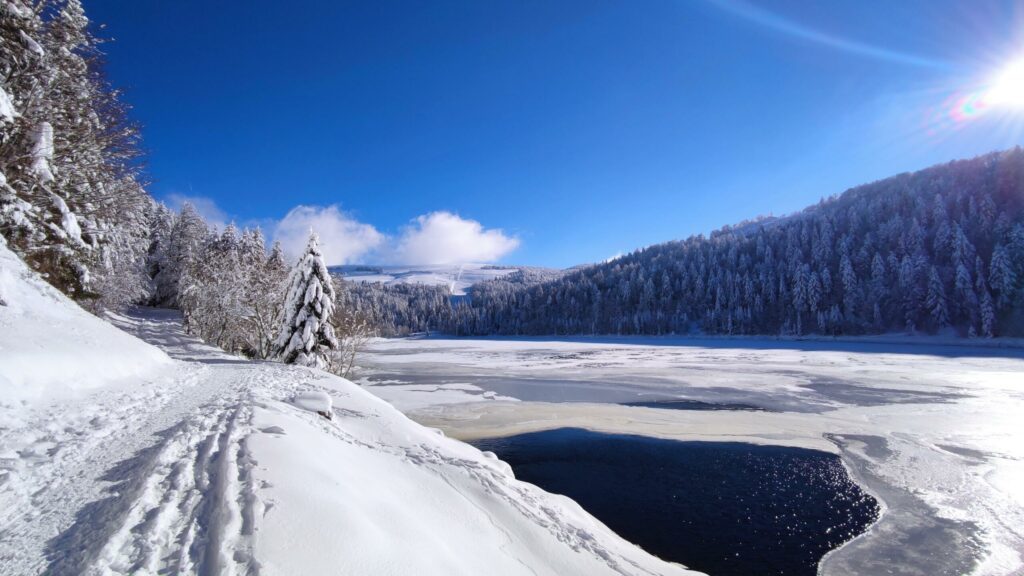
[165,194,229,232]
[386,211,519,265]
[160,198,518,267]
[273,205,384,266]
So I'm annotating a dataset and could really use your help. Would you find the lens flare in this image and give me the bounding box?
[944,57,1024,124]
[986,58,1024,109]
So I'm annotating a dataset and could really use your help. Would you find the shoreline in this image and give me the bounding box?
[408,400,988,576]
[375,332,1024,357]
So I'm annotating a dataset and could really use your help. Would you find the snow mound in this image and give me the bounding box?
[251,372,700,576]
[293,390,332,414]
[0,237,171,402]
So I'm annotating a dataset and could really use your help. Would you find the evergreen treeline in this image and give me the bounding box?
[331,267,568,337]
[1,0,152,310]
[149,203,360,369]
[447,150,1024,337]
[336,281,453,337]
[146,203,292,357]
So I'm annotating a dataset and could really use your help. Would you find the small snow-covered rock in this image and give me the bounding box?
[293,391,332,419]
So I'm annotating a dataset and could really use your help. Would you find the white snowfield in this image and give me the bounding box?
[0,240,699,576]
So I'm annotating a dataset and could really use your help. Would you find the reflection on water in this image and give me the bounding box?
[475,428,879,576]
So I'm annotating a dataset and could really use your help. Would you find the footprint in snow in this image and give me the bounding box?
[259,426,286,435]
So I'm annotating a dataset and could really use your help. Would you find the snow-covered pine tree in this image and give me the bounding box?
[152,203,208,306]
[145,202,175,297]
[980,289,996,337]
[989,243,1016,309]
[926,266,949,331]
[272,231,338,369]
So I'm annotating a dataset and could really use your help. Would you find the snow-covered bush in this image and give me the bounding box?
[328,299,372,378]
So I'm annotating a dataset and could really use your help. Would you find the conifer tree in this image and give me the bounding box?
[980,289,996,337]
[989,243,1016,309]
[272,231,338,369]
[926,266,949,330]
[152,203,208,306]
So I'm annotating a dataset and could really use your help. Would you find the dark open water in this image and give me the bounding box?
[474,428,879,576]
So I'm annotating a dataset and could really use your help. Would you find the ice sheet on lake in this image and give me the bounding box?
[357,336,1024,576]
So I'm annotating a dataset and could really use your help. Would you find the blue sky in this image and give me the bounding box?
[87,0,1024,267]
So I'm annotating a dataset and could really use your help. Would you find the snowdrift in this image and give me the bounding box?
[0,237,171,401]
[250,369,701,576]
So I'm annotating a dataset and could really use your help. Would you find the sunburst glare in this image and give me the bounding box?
[948,56,1024,123]
[986,57,1024,109]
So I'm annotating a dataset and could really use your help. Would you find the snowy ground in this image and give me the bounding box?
[0,242,699,575]
[356,336,1024,576]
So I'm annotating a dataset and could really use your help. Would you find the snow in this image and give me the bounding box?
[0,243,696,576]
[49,191,84,245]
[293,390,332,414]
[19,29,43,56]
[29,121,54,183]
[0,86,16,122]
[357,335,1024,576]
[250,390,693,576]
[0,236,170,402]
[363,380,519,411]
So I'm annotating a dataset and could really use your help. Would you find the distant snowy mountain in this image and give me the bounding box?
[332,264,562,296]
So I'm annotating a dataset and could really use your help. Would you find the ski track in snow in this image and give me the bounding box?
[2,313,321,575]
[1,309,693,576]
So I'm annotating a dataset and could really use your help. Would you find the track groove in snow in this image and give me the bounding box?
[2,306,698,576]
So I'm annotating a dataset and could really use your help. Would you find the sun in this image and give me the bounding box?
[985,58,1024,109]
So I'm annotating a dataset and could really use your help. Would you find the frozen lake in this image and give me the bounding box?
[356,336,1024,576]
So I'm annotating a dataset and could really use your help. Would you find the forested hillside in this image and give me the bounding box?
[448,150,1024,337]
[334,267,569,336]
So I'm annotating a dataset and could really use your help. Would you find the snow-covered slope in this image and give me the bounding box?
[0,237,171,401]
[249,363,697,576]
[0,243,698,576]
